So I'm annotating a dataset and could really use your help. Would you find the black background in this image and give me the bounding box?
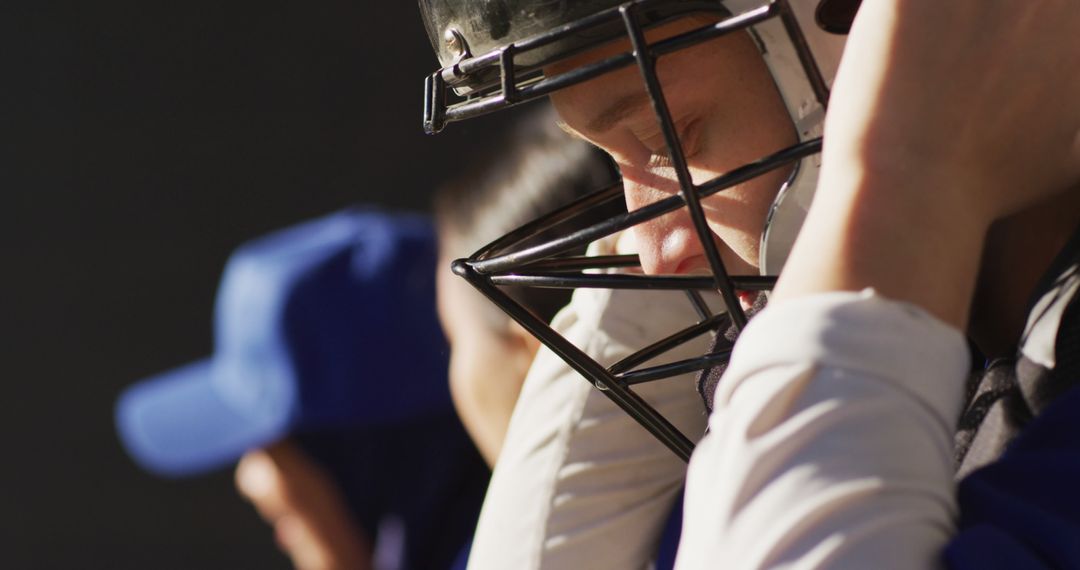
[4,1,509,567]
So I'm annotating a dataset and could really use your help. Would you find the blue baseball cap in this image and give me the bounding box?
[115,209,450,477]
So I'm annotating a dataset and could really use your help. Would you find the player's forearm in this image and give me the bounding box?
[768,0,1080,327]
[773,159,988,330]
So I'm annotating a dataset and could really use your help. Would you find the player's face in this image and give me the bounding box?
[436,250,530,388]
[435,246,538,462]
[548,19,796,276]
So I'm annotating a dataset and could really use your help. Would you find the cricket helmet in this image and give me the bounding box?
[421,0,857,459]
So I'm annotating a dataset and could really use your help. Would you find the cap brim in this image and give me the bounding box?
[115,360,288,477]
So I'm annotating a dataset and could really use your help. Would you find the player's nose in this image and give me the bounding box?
[624,180,705,275]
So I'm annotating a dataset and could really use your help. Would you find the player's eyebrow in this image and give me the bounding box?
[585,91,651,133]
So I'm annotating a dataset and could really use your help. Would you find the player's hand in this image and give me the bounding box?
[235,441,373,570]
[823,0,1080,225]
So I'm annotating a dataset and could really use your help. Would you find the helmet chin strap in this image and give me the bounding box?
[731,0,841,278]
[759,149,820,276]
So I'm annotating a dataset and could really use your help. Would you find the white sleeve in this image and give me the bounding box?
[467,265,715,570]
[676,290,970,570]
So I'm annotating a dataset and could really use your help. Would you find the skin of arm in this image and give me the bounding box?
[773,0,1080,327]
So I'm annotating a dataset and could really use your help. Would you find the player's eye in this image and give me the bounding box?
[642,118,703,171]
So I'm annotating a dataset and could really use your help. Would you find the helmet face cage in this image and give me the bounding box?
[425,0,833,460]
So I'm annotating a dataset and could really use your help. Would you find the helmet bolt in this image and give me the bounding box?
[444,28,467,59]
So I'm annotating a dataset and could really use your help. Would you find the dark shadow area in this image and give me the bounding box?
[2,1,512,567]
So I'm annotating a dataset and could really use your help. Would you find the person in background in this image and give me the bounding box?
[116,208,489,570]
[118,105,629,569]
[436,113,722,570]
[232,108,614,568]
[233,108,711,570]
[432,108,614,464]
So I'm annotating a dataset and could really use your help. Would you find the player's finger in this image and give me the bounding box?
[235,447,295,522]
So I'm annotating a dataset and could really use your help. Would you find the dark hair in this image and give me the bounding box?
[435,104,617,325]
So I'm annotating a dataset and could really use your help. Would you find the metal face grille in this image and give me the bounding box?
[426,0,828,460]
